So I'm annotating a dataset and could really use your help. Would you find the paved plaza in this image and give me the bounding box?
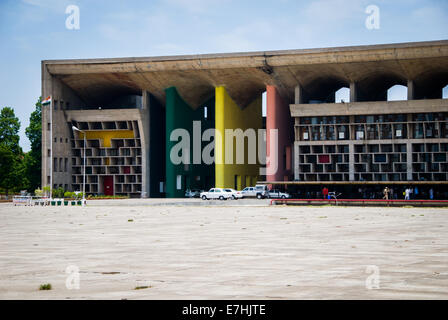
[0,199,447,299]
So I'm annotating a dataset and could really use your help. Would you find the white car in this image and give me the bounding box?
[223,188,243,200]
[200,188,232,200]
[242,185,269,199]
[268,189,290,199]
[185,189,202,198]
[241,187,257,197]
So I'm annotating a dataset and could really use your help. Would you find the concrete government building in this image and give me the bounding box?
[41,40,448,199]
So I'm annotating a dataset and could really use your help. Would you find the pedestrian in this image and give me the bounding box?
[429,188,434,200]
[383,187,390,200]
[322,187,328,200]
[404,188,410,200]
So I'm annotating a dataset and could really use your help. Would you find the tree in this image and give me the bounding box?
[0,145,15,197]
[25,98,42,191]
[0,107,24,196]
[0,107,21,154]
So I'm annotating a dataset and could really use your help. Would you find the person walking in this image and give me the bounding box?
[383,187,390,200]
[322,187,329,200]
[404,188,411,200]
[429,188,434,200]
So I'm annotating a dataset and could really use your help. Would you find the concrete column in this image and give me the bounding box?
[350,82,358,102]
[406,141,413,181]
[294,84,304,104]
[215,86,262,188]
[141,90,151,198]
[407,80,415,100]
[406,113,413,181]
[294,142,300,180]
[41,63,53,190]
[349,142,355,181]
[266,85,292,182]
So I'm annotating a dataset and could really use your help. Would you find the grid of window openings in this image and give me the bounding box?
[295,112,448,182]
[70,120,143,197]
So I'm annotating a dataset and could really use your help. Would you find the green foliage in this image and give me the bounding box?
[64,191,75,199]
[52,186,65,198]
[35,188,44,197]
[39,283,52,290]
[74,192,84,200]
[0,145,15,194]
[42,186,51,196]
[0,107,29,195]
[134,286,151,290]
[25,98,42,192]
[0,107,21,154]
[0,145,26,195]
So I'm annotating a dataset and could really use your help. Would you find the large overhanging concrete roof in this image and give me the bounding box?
[43,40,448,108]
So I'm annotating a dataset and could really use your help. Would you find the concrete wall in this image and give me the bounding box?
[41,63,86,192]
[165,87,215,198]
[215,86,262,189]
[266,85,294,182]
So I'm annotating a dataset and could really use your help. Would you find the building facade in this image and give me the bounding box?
[41,40,448,198]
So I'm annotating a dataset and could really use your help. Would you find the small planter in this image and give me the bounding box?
[50,201,56,206]
[64,201,69,206]
[57,200,62,206]
[77,200,82,206]
[71,201,76,206]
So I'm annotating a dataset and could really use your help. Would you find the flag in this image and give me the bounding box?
[42,96,52,105]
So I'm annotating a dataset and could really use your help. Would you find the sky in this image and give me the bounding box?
[0,0,447,151]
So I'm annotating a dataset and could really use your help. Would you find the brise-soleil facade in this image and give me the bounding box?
[41,40,448,198]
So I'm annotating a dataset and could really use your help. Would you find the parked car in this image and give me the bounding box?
[223,188,243,200]
[255,184,269,199]
[185,189,203,198]
[268,189,290,199]
[200,188,232,200]
[241,185,269,199]
[241,186,257,198]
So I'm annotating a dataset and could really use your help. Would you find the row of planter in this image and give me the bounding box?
[34,199,85,206]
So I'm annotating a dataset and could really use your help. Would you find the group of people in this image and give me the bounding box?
[384,186,434,200]
[309,186,437,200]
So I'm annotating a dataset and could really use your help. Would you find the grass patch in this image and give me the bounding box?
[101,272,121,275]
[134,285,151,290]
[39,283,52,290]
[128,219,134,222]
[318,216,328,219]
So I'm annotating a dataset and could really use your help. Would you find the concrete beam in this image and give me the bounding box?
[290,99,448,117]
[407,80,415,100]
[350,82,358,102]
[294,84,304,104]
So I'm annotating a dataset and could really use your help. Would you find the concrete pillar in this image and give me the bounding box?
[266,85,292,182]
[406,141,413,181]
[407,80,415,100]
[349,142,355,181]
[350,82,358,102]
[141,91,151,198]
[294,84,304,104]
[294,142,300,181]
[215,86,262,188]
[41,63,53,190]
[406,114,413,181]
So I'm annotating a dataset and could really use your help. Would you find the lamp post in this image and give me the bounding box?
[72,126,86,206]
